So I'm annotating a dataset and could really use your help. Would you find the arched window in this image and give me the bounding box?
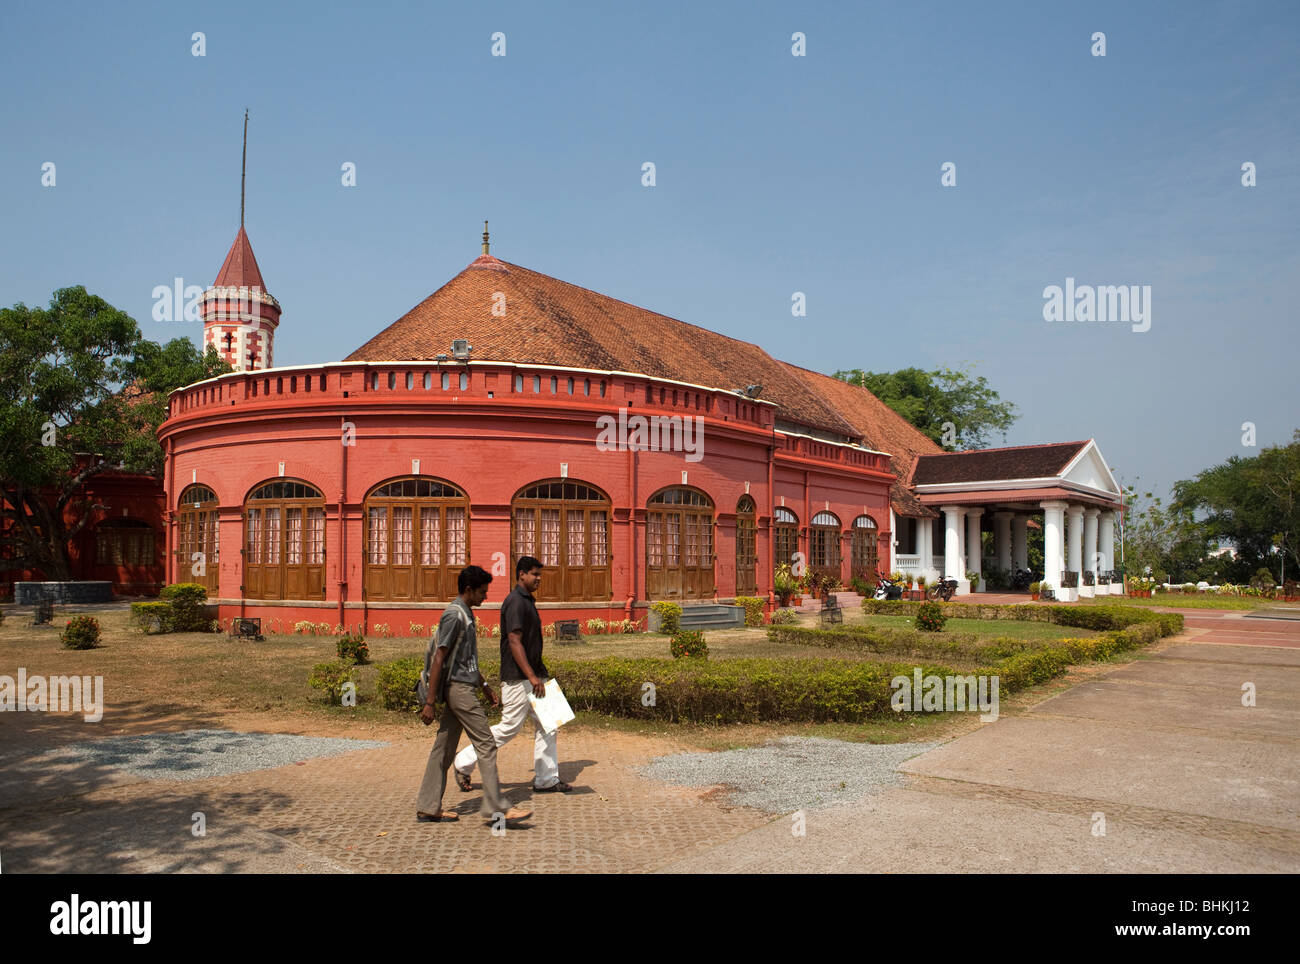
[512,480,610,602]
[244,480,325,600]
[810,510,842,577]
[95,519,155,567]
[774,506,799,567]
[735,495,757,596]
[646,487,714,600]
[177,484,219,592]
[851,515,880,578]
[364,478,468,602]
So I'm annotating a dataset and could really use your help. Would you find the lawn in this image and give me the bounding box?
[846,613,1099,641]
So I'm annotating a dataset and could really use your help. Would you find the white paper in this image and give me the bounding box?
[528,678,575,734]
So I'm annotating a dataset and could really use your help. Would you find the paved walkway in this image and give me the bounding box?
[2,608,1295,873]
[658,609,1300,872]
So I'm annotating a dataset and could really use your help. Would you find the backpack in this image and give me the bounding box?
[416,604,474,706]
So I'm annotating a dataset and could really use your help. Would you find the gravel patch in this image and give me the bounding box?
[39,729,387,782]
[640,736,941,813]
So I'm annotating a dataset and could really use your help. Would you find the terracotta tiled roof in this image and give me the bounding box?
[780,364,943,518]
[346,256,860,438]
[912,441,1090,486]
[213,227,267,290]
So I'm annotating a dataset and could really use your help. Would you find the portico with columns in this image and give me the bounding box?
[895,440,1124,598]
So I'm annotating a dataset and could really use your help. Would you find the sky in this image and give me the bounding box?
[2,0,1297,502]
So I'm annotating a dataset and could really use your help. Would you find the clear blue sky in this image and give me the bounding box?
[2,0,1296,501]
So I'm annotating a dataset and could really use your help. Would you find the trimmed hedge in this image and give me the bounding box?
[735,596,765,627]
[376,656,422,711]
[861,600,1183,635]
[160,583,210,632]
[130,601,175,634]
[367,608,1182,724]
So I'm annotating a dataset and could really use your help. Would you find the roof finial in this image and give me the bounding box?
[240,109,249,228]
[482,220,490,256]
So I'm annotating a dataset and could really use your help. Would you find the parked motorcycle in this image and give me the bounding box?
[928,577,958,602]
[873,576,904,600]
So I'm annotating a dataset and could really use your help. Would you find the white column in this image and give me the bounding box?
[1065,504,1084,602]
[1082,507,1100,598]
[918,513,931,573]
[1099,510,1117,594]
[965,508,983,591]
[1041,501,1067,595]
[1012,515,1029,570]
[942,506,964,582]
[994,511,1013,571]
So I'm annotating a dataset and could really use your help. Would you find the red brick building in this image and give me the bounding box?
[156,228,940,630]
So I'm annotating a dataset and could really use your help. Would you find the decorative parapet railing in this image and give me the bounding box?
[772,433,889,472]
[894,555,922,570]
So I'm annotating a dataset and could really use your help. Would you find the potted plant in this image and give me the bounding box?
[774,564,797,607]
[965,570,980,593]
[1029,581,1041,601]
[915,573,927,601]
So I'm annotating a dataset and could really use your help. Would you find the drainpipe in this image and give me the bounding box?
[338,414,348,628]
[625,436,637,622]
[766,429,775,611]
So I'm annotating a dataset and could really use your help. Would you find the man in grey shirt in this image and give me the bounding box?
[416,565,532,825]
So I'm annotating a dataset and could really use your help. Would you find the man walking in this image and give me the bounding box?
[454,555,572,793]
[416,565,532,825]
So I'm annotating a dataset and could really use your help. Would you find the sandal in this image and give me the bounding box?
[454,770,472,792]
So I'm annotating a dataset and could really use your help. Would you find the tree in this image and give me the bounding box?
[1,286,230,578]
[1172,431,1300,584]
[1117,481,1209,584]
[833,364,1018,450]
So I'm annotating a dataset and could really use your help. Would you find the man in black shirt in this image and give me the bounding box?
[453,555,572,793]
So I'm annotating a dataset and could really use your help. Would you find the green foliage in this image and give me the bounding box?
[983,566,1009,590]
[650,601,682,634]
[375,657,423,712]
[669,630,708,659]
[914,601,948,632]
[860,598,1183,638]
[308,660,355,704]
[130,601,175,634]
[585,618,608,634]
[1250,567,1276,591]
[735,596,765,627]
[337,633,370,664]
[773,563,800,597]
[159,583,210,631]
[832,364,1019,451]
[1171,430,1300,584]
[60,615,101,649]
[769,607,798,625]
[0,287,230,577]
[850,575,873,596]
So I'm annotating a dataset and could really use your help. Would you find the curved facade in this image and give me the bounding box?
[159,359,895,630]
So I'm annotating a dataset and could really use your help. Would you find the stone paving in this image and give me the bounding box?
[3,606,1297,873]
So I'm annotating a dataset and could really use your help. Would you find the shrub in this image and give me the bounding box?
[849,576,873,596]
[914,601,947,632]
[650,601,682,634]
[542,623,557,639]
[769,607,798,625]
[371,623,392,637]
[409,622,425,636]
[489,623,502,637]
[130,601,175,634]
[586,618,608,634]
[735,596,765,627]
[337,633,370,664]
[61,615,102,650]
[308,660,355,703]
[669,629,708,659]
[159,583,210,632]
[376,656,423,712]
[293,620,317,635]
